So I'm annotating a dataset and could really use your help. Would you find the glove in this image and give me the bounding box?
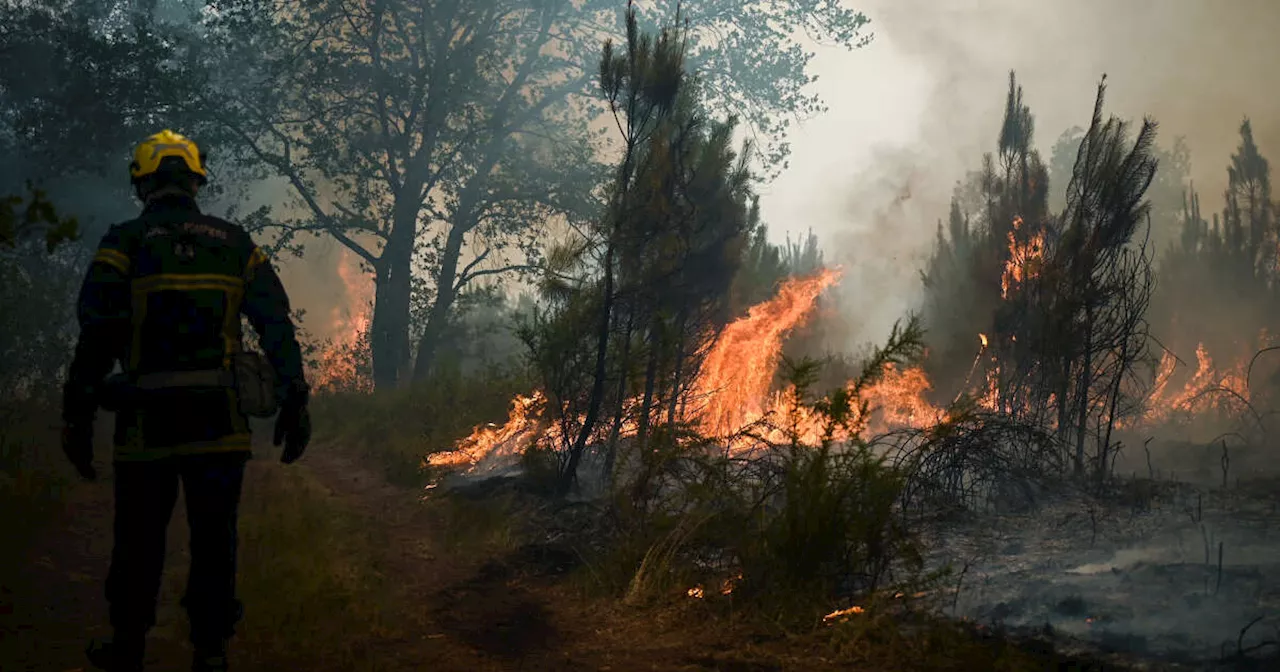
[274,405,311,464]
[273,383,311,464]
[61,422,97,481]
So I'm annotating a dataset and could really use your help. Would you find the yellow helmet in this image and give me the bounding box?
[129,129,207,184]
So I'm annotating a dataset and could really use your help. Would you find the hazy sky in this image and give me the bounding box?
[760,0,1280,348]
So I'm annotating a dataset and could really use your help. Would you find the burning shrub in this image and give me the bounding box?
[599,320,935,624]
[311,320,373,395]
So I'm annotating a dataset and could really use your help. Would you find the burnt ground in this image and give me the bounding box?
[1,431,1195,672]
[928,473,1280,671]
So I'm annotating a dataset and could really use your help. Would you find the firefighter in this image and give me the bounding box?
[60,129,312,672]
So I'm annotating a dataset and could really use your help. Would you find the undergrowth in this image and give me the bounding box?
[310,366,530,487]
[592,319,934,627]
[233,464,400,669]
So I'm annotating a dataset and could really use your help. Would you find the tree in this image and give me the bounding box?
[205,0,871,390]
[556,6,688,492]
[0,0,214,229]
[1221,119,1275,286]
[1048,78,1158,477]
[520,6,773,494]
[1150,118,1277,373]
[0,187,83,404]
[919,72,1050,405]
[204,0,597,389]
[920,74,1160,480]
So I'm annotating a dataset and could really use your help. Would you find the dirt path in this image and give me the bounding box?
[0,438,740,672]
[6,432,1161,672]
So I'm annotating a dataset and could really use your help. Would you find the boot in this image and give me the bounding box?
[192,638,229,672]
[86,635,145,672]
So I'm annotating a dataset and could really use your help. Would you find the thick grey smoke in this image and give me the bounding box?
[762,0,1280,350]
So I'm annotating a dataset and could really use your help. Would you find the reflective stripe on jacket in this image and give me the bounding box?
[63,193,304,460]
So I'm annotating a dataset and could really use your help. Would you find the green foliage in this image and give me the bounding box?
[631,0,874,176]
[530,7,778,491]
[198,0,872,387]
[0,184,80,253]
[0,0,225,221]
[0,188,84,404]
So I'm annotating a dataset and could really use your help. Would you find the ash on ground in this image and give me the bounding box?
[926,466,1280,669]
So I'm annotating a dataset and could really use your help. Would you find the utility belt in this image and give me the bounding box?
[100,351,279,418]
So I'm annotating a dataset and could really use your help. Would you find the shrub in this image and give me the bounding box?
[593,319,934,626]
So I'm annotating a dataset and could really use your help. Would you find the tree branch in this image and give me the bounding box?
[455,261,540,292]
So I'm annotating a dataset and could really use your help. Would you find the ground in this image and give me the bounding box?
[1,432,1143,672]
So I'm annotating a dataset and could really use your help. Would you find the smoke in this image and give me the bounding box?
[765,0,1280,350]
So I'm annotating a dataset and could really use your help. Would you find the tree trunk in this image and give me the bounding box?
[666,306,689,424]
[369,198,418,390]
[411,127,508,382]
[1056,359,1071,444]
[603,312,634,483]
[561,241,615,494]
[412,222,466,381]
[1099,335,1127,482]
[1074,303,1094,478]
[635,329,661,451]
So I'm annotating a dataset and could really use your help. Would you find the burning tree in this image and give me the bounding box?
[1149,120,1280,426]
[195,0,871,392]
[1035,77,1158,479]
[512,8,766,493]
[923,75,1162,482]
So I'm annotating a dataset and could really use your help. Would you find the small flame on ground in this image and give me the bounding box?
[1144,339,1259,423]
[687,586,704,599]
[428,392,550,468]
[823,605,865,623]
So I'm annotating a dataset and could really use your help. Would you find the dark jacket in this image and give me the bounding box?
[62,193,305,461]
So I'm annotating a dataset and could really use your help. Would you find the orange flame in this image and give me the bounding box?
[823,605,865,623]
[428,391,550,468]
[313,248,373,393]
[691,268,842,436]
[1144,342,1251,423]
[1001,216,1045,299]
[436,268,955,469]
[436,260,1277,472]
[436,270,847,467]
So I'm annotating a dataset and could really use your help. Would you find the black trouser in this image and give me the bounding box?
[106,452,249,647]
